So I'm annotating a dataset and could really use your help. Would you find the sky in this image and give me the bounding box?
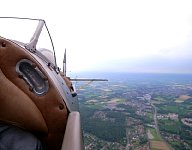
[1,0,192,74]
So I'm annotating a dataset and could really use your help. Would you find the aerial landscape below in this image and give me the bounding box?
[74,72,192,150]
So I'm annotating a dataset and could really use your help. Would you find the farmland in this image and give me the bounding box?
[75,73,192,149]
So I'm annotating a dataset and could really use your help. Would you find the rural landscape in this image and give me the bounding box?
[74,73,192,150]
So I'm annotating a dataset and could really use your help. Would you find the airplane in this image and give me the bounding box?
[0,17,107,150]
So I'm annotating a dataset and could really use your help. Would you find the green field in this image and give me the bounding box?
[154,96,166,101]
[85,103,103,109]
[158,119,181,134]
[148,128,162,141]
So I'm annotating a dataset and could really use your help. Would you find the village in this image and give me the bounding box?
[77,74,192,150]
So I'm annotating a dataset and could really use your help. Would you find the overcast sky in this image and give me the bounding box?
[1,0,192,74]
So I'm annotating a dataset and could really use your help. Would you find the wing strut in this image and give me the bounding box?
[63,49,67,76]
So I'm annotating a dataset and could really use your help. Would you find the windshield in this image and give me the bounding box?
[0,17,56,64]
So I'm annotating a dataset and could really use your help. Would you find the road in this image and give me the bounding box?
[151,103,173,150]
[151,103,159,134]
[125,118,130,150]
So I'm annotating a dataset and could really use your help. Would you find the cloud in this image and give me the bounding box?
[1,0,192,74]
[91,54,192,73]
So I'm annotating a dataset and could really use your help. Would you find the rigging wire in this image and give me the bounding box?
[0,17,58,69]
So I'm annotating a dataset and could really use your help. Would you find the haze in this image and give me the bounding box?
[1,0,192,74]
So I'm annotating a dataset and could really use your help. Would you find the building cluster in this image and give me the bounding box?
[157,113,179,121]
[181,118,192,127]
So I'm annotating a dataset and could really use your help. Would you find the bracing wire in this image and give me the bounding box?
[0,17,58,69]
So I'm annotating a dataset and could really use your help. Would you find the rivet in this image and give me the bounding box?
[18,74,23,78]
[2,42,6,47]
[29,86,34,92]
[59,104,64,110]
[31,63,37,68]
